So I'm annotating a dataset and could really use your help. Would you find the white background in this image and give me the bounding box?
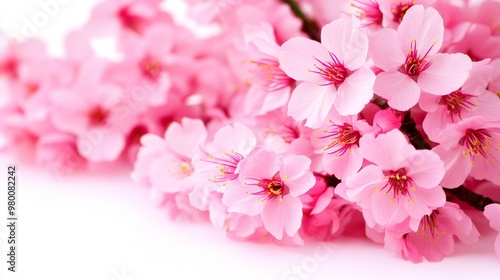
[1,1,500,279]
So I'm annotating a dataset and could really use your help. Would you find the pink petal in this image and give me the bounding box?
[321,16,368,70]
[359,130,415,171]
[345,165,385,204]
[374,71,421,111]
[287,82,336,128]
[371,192,407,226]
[405,150,445,189]
[311,187,335,215]
[397,6,443,56]
[484,204,500,231]
[335,68,375,115]
[222,183,264,216]
[261,195,303,239]
[369,28,405,71]
[322,146,363,180]
[281,154,315,196]
[405,186,446,221]
[279,37,330,82]
[238,149,281,182]
[165,118,207,158]
[76,129,125,162]
[418,53,472,95]
[432,145,472,189]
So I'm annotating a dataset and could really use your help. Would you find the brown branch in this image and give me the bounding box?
[281,0,321,41]
[446,185,497,211]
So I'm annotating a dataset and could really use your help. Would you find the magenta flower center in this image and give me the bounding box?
[392,1,416,23]
[249,171,289,202]
[318,122,361,156]
[311,52,349,87]
[402,40,434,77]
[441,90,476,123]
[380,168,415,202]
[204,151,244,184]
[350,0,383,27]
[118,7,143,33]
[141,56,162,80]
[415,210,444,240]
[461,129,498,162]
[88,106,109,126]
[250,58,293,91]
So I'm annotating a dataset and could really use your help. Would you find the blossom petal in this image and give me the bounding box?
[261,195,303,239]
[369,28,405,71]
[287,82,336,128]
[279,37,330,82]
[374,71,420,111]
[398,6,443,56]
[280,154,315,196]
[335,68,375,115]
[418,53,472,95]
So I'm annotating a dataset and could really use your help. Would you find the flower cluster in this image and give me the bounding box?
[2,0,500,263]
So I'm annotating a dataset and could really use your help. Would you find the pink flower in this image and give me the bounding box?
[50,59,130,162]
[432,117,500,188]
[338,129,446,230]
[484,203,500,258]
[240,22,293,116]
[196,122,257,187]
[222,149,316,239]
[370,5,472,110]
[312,109,373,180]
[421,60,500,142]
[385,202,480,263]
[279,16,375,128]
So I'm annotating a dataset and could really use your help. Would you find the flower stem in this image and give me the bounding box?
[446,185,497,211]
[281,0,321,41]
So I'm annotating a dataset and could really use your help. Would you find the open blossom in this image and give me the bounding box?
[279,16,375,128]
[312,109,373,180]
[337,129,446,230]
[222,149,315,239]
[484,203,500,259]
[432,116,500,188]
[370,5,472,110]
[421,60,500,142]
[197,122,257,187]
[384,202,480,263]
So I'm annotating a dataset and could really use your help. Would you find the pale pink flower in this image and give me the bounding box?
[50,59,131,162]
[370,5,472,110]
[385,202,480,263]
[240,22,293,116]
[222,149,315,239]
[421,60,500,142]
[484,203,500,258]
[311,109,373,180]
[196,122,257,187]
[432,117,500,188]
[279,16,375,128]
[339,129,446,230]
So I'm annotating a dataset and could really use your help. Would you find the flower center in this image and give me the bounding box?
[350,0,383,27]
[118,7,143,33]
[172,157,195,180]
[249,171,289,202]
[310,52,349,87]
[379,169,415,202]
[415,210,444,240]
[318,122,361,156]
[392,1,416,23]
[141,56,161,80]
[461,129,499,162]
[88,106,109,126]
[441,90,476,123]
[402,40,435,77]
[204,150,244,184]
[249,58,293,92]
